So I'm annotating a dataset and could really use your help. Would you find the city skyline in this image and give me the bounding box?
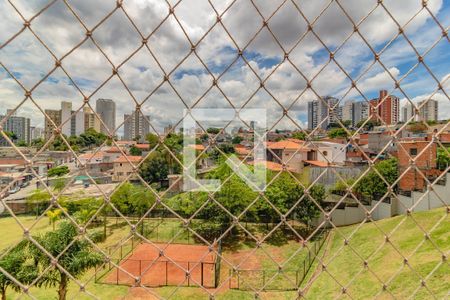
[0,93,446,142]
[0,1,449,133]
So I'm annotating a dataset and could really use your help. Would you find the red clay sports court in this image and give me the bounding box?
[104,243,217,288]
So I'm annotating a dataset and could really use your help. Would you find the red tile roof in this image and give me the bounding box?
[0,159,27,166]
[134,144,151,149]
[114,155,142,163]
[188,144,206,151]
[268,140,308,151]
[247,160,296,172]
[304,160,328,167]
[79,152,105,160]
[106,146,123,153]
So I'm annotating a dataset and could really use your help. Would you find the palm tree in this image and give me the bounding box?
[27,189,51,219]
[0,240,41,300]
[47,209,64,231]
[34,221,103,300]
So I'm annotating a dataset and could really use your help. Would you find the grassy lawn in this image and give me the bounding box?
[305,207,449,299]
[0,215,55,250]
[1,208,448,299]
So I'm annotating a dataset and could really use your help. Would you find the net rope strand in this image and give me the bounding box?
[0,0,448,299]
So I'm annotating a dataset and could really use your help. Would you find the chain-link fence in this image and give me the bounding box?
[0,0,449,299]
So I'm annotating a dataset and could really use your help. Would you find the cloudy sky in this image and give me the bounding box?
[0,0,449,135]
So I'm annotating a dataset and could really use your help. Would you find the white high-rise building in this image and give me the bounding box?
[352,101,369,127]
[83,107,101,132]
[307,96,340,130]
[61,101,72,136]
[123,110,150,142]
[71,110,85,136]
[342,101,353,122]
[96,99,116,135]
[402,99,438,123]
[418,99,438,122]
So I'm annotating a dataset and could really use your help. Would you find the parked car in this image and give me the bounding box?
[9,186,20,194]
[20,181,30,188]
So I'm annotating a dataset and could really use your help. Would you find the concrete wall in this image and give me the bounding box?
[309,165,365,188]
[314,173,449,227]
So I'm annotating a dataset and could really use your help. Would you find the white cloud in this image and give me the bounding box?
[0,0,447,134]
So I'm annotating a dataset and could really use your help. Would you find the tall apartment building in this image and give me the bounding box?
[44,109,61,139]
[418,99,438,122]
[352,101,369,127]
[96,99,116,135]
[402,99,438,123]
[307,101,319,130]
[30,126,44,140]
[342,101,353,122]
[71,110,85,136]
[61,101,72,136]
[83,107,101,132]
[307,96,340,130]
[123,110,150,142]
[369,90,399,125]
[0,110,31,145]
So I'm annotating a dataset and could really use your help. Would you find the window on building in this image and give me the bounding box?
[410,148,418,156]
[323,151,328,156]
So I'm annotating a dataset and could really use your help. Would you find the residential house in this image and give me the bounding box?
[112,155,142,182]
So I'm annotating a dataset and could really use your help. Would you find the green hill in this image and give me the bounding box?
[305,207,449,299]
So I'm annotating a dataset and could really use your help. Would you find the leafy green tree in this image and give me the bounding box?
[231,136,243,144]
[0,240,41,300]
[437,147,450,170]
[139,152,170,184]
[2,131,17,142]
[356,119,380,131]
[51,135,69,151]
[79,128,107,149]
[34,221,103,300]
[53,178,67,192]
[199,133,209,143]
[292,131,307,140]
[354,158,398,200]
[206,127,221,134]
[327,128,348,138]
[129,145,142,156]
[47,209,64,231]
[342,120,352,128]
[31,138,45,150]
[145,133,159,148]
[48,166,70,177]
[27,189,51,218]
[16,140,28,147]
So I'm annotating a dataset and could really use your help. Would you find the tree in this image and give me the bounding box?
[47,209,64,231]
[31,138,45,150]
[342,120,352,128]
[79,128,107,149]
[0,240,41,300]
[437,147,450,170]
[206,127,221,134]
[408,122,427,133]
[34,221,103,300]
[292,131,307,140]
[231,136,243,144]
[16,140,28,147]
[129,145,142,156]
[51,135,69,151]
[145,133,159,149]
[356,119,380,131]
[327,128,348,138]
[48,166,70,177]
[354,158,398,200]
[27,189,51,218]
[139,152,170,184]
